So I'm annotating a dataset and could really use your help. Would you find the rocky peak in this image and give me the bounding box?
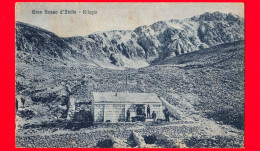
[191,11,243,22]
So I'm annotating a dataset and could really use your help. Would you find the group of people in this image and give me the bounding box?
[126,105,170,122]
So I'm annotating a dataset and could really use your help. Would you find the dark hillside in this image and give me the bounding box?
[15,22,74,59]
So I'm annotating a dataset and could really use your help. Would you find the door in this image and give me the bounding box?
[136,104,144,116]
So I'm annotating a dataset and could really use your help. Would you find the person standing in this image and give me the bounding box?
[126,110,130,122]
[147,105,150,118]
[16,99,18,112]
[165,109,170,122]
[21,97,25,108]
[164,108,170,122]
[152,111,157,122]
[142,112,146,122]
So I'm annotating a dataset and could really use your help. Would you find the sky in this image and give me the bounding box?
[16,3,244,37]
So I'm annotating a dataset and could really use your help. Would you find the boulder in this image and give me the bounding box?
[132,131,147,148]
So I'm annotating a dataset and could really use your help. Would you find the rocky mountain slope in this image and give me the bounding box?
[15,40,245,148]
[16,22,74,59]
[16,11,244,68]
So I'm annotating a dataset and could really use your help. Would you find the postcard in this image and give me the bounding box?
[15,2,244,148]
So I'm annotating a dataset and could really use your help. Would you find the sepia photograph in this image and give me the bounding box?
[15,2,244,148]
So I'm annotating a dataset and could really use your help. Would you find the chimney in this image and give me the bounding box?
[126,75,128,89]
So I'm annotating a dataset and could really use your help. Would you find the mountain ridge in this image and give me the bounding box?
[16,11,244,69]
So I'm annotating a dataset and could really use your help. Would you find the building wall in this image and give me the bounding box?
[93,104,104,122]
[93,102,164,122]
[104,104,125,122]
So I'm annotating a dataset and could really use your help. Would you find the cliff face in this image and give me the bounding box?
[16,11,244,68]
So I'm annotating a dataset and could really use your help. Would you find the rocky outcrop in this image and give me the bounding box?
[159,96,182,120]
[191,11,243,22]
[66,96,76,120]
[132,131,147,148]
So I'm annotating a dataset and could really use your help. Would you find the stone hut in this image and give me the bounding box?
[92,92,164,122]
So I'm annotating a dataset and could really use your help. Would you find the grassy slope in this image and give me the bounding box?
[149,40,245,129]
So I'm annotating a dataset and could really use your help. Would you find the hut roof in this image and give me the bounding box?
[93,92,161,104]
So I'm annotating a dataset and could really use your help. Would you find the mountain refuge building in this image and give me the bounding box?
[92,92,164,122]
